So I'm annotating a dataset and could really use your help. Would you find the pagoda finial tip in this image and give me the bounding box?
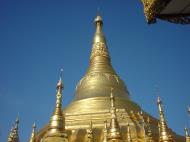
[188,106,190,114]
[32,122,36,129]
[57,69,63,89]
[157,96,161,104]
[94,14,103,25]
[59,68,63,80]
[185,127,190,137]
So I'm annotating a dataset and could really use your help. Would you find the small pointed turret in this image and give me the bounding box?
[86,121,94,142]
[185,127,190,142]
[108,88,122,141]
[49,76,64,133]
[14,117,20,142]
[126,123,132,142]
[29,123,36,142]
[8,117,20,142]
[103,120,108,142]
[43,70,68,142]
[8,127,14,142]
[146,117,154,142]
[157,97,173,142]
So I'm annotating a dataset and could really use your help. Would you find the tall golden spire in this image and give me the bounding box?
[29,123,36,142]
[103,120,108,142]
[157,96,173,142]
[43,70,68,142]
[185,127,190,142]
[108,88,122,141]
[90,14,109,60]
[146,117,154,142]
[86,14,116,75]
[86,121,94,142]
[126,123,132,142]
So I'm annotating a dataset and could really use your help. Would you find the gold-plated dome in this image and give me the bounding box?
[64,15,130,115]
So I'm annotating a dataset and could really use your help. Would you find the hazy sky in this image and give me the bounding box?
[0,0,190,141]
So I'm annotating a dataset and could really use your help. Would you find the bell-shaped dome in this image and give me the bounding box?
[64,15,132,114]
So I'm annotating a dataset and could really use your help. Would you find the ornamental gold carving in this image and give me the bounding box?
[90,42,110,59]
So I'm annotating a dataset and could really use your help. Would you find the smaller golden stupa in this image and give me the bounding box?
[42,73,68,142]
[8,117,20,142]
[29,123,36,142]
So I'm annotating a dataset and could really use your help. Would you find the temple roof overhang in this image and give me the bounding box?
[141,0,190,24]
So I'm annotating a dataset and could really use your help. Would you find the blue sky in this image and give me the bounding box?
[0,0,190,141]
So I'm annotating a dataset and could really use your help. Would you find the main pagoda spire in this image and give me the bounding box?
[87,14,115,75]
[43,70,68,142]
[90,15,110,60]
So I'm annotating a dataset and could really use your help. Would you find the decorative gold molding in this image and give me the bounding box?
[90,42,110,59]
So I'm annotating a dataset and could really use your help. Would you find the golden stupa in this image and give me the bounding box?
[34,14,185,142]
[8,14,186,142]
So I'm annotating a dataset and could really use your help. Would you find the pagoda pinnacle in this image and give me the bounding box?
[185,127,190,142]
[29,123,36,142]
[8,117,20,142]
[49,73,64,131]
[43,70,68,142]
[8,127,14,142]
[126,123,132,142]
[103,120,108,142]
[146,117,154,142]
[108,88,122,141]
[157,97,173,142]
[86,121,94,142]
[86,14,117,76]
[90,14,109,60]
